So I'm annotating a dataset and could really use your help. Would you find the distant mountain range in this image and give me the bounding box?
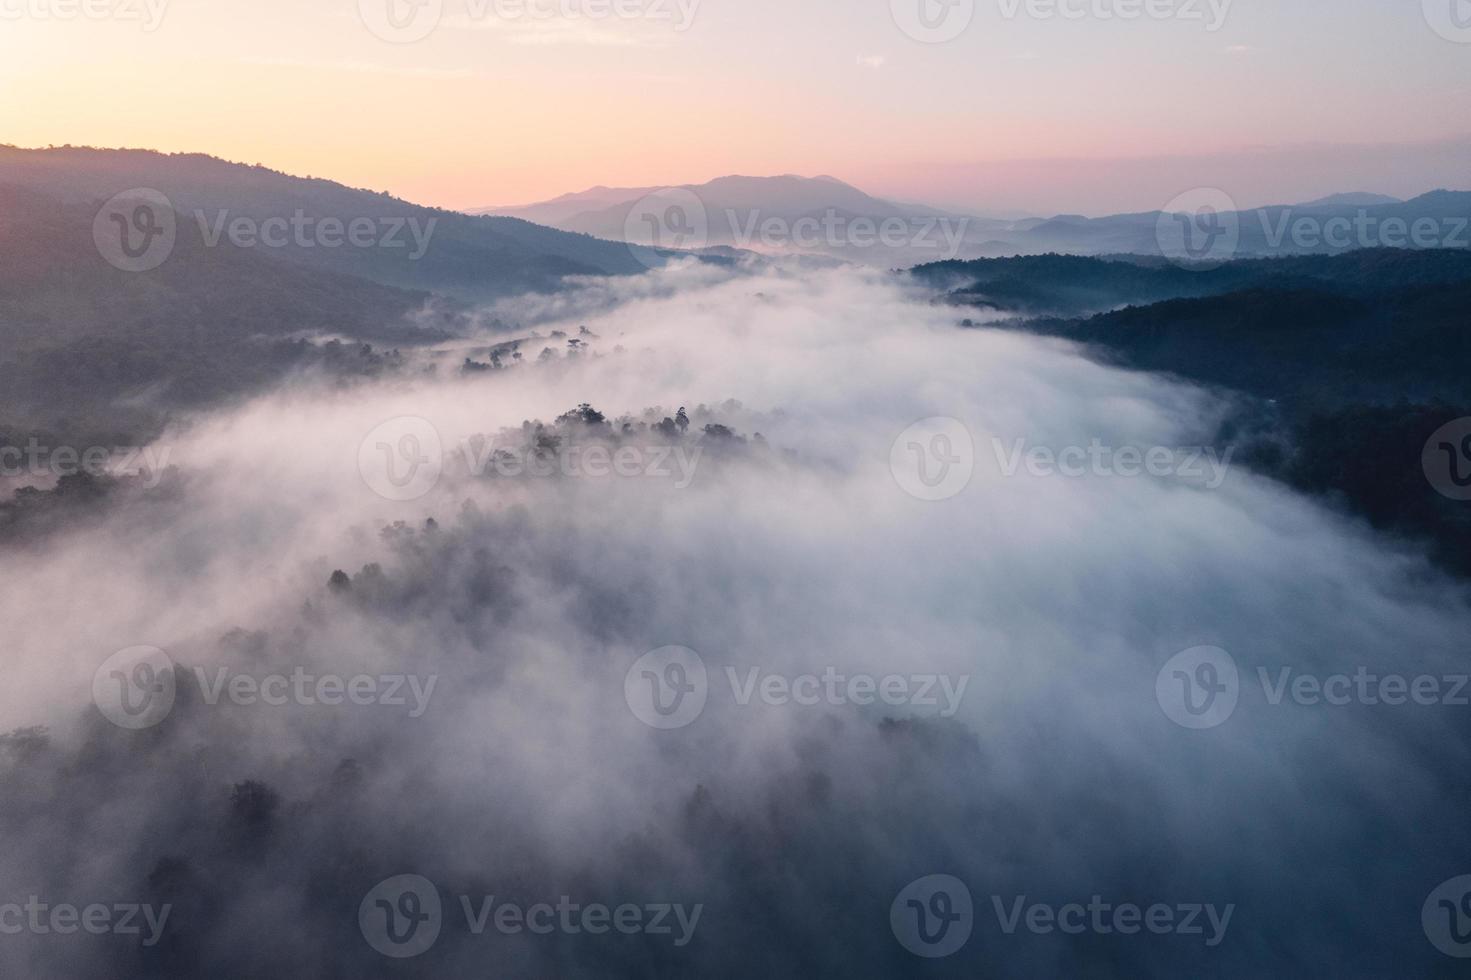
[473,174,1004,266]
[476,175,1465,264]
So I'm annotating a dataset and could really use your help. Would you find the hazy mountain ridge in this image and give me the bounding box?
[0,182,459,442]
[919,248,1471,578]
[482,173,1468,264]
[0,145,665,299]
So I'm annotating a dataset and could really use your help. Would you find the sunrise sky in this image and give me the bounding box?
[2,0,1468,214]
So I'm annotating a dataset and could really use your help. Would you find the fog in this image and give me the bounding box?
[1,261,1468,977]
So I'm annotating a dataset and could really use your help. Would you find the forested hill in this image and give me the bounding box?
[920,249,1471,579]
[0,145,666,300]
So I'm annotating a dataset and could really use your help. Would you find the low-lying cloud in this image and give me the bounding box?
[1,262,1468,976]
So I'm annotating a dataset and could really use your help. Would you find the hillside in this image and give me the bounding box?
[0,145,665,299]
[0,183,458,442]
[925,248,1471,577]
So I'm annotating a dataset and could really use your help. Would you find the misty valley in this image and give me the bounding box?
[3,8,1471,974]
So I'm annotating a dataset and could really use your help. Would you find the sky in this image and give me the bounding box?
[1,0,1469,215]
